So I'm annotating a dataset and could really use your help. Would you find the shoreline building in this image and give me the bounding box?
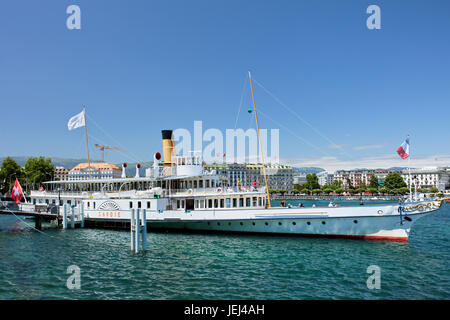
[317,171,334,186]
[401,167,450,191]
[68,163,122,181]
[53,167,69,181]
[203,163,294,190]
[333,170,375,189]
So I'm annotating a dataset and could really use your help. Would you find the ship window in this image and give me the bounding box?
[195,200,199,209]
[246,198,251,207]
[208,199,212,208]
[206,180,210,188]
[214,199,218,208]
[258,197,262,207]
[226,198,231,208]
[181,200,185,208]
[177,200,180,208]
[232,198,237,208]
[129,201,133,209]
[199,180,203,188]
[194,181,197,189]
[147,201,151,209]
[87,202,90,208]
[252,197,257,207]
[138,201,141,209]
[220,199,224,208]
[239,198,244,207]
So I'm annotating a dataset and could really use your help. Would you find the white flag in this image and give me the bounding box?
[67,110,86,131]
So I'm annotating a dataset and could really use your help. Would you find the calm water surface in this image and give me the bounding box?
[0,200,449,299]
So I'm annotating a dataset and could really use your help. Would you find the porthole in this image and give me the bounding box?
[307,221,311,225]
[278,222,282,226]
[240,222,243,226]
[228,222,231,226]
[265,222,269,226]
[217,222,221,226]
[252,222,256,226]
[207,222,210,225]
[322,221,326,225]
[353,220,358,224]
[292,222,296,226]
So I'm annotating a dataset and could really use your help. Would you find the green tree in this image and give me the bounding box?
[384,172,407,190]
[331,180,343,190]
[397,187,410,195]
[24,156,54,190]
[335,188,345,194]
[346,178,354,189]
[0,157,24,195]
[429,186,439,193]
[368,187,378,195]
[304,173,320,194]
[369,175,379,189]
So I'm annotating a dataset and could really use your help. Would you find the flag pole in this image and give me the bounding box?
[408,135,412,202]
[84,107,92,179]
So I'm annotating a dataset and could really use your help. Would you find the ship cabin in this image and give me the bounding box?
[31,152,267,212]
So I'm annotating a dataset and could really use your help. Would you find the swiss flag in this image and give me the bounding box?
[10,178,23,203]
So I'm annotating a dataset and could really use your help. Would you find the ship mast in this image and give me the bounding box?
[248,71,271,208]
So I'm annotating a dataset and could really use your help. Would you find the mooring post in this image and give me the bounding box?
[142,209,147,251]
[80,204,85,228]
[71,205,75,229]
[63,204,68,229]
[130,209,136,252]
[135,208,140,253]
[35,215,42,230]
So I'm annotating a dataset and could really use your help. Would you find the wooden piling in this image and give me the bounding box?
[63,204,68,229]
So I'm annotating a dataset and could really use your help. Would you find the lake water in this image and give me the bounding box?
[0,200,448,299]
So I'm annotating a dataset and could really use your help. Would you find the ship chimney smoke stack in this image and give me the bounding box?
[161,130,175,170]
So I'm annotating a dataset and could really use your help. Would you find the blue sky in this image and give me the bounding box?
[1,0,449,171]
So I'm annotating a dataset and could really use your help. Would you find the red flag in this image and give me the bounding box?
[10,178,23,203]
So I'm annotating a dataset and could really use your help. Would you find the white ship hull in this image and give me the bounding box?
[84,200,443,241]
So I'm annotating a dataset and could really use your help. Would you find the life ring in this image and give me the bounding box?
[216,187,223,193]
[377,210,383,215]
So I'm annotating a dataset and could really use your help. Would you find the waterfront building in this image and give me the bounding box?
[317,171,334,186]
[203,163,294,190]
[293,173,307,186]
[333,170,375,189]
[68,163,122,181]
[374,169,389,187]
[401,167,450,191]
[53,167,69,181]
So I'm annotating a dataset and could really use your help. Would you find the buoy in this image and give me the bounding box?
[247,108,253,113]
